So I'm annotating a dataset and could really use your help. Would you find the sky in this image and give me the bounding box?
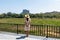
[0,0,60,13]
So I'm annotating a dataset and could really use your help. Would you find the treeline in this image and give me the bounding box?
[0,11,60,18]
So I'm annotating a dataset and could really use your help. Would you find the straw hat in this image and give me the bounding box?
[25,14,30,18]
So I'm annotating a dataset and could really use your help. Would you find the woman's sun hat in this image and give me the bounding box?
[25,14,30,18]
[25,14,31,21]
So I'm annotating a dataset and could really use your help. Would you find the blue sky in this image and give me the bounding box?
[0,0,60,13]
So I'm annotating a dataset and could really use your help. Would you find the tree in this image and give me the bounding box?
[11,13,19,18]
[0,13,6,18]
[7,12,12,18]
[19,14,24,18]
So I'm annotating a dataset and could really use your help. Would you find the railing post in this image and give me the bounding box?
[59,26,60,38]
[17,24,18,34]
[46,25,48,38]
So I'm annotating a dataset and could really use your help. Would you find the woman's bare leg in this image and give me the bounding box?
[27,31,29,37]
[25,31,29,37]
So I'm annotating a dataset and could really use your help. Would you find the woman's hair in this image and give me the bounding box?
[26,18,29,21]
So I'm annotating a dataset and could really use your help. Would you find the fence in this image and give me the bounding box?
[0,23,60,39]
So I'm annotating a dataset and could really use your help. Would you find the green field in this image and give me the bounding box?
[0,18,60,38]
[0,18,60,26]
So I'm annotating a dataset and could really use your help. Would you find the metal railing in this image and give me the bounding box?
[0,23,60,39]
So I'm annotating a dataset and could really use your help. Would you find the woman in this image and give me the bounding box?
[24,14,31,37]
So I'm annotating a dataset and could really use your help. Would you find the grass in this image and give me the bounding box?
[0,18,60,38]
[0,18,60,26]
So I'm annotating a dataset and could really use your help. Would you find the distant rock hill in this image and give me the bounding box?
[21,9,30,14]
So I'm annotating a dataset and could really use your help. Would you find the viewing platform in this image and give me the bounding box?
[0,32,60,40]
